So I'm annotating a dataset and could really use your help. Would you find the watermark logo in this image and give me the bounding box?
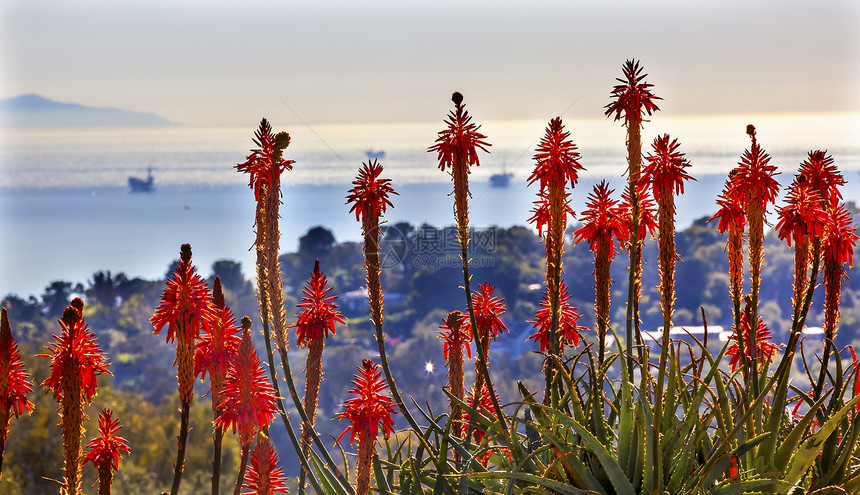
[378,225,409,270]
[375,225,497,271]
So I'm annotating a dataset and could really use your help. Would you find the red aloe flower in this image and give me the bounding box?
[574,182,629,259]
[346,161,397,331]
[150,244,213,495]
[42,303,111,403]
[293,259,345,347]
[528,190,575,238]
[798,150,844,204]
[641,135,693,328]
[710,185,747,332]
[575,182,628,363]
[621,181,658,243]
[776,181,827,248]
[438,310,472,362]
[335,359,397,445]
[235,118,294,201]
[731,126,779,356]
[527,281,585,352]
[216,318,279,449]
[464,282,508,342]
[822,201,858,340]
[428,92,491,173]
[823,201,857,268]
[710,187,747,235]
[777,181,827,315]
[604,59,662,123]
[0,308,34,479]
[528,117,584,192]
[0,308,33,418]
[464,282,507,400]
[642,134,693,204]
[217,318,279,495]
[726,129,779,211]
[194,277,241,404]
[41,301,111,495]
[335,359,396,495]
[242,435,288,495]
[726,304,779,371]
[429,92,491,281]
[82,409,130,495]
[346,159,398,222]
[151,244,214,345]
[438,310,470,440]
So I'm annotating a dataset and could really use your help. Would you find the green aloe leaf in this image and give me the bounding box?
[708,477,788,495]
[309,450,352,495]
[468,471,599,495]
[774,391,829,471]
[531,403,636,495]
[784,394,860,486]
[373,452,393,494]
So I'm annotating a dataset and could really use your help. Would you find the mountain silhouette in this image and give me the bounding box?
[0,94,171,127]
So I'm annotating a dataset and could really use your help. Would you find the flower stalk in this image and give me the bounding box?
[215,317,278,495]
[82,409,130,495]
[605,59,661,376]
[438,310,470,440]
[42,299,111,495]
[194,277,240,495]
[642,134,693,333]
[236,119,337,494]
[429,92,510,443]
[814,201,857,399]
[335,360,396,495]
[151,243,214,495]
[527,117,583,403]
[574,182,628,365]
[242,433,288,495]
[291,259,344,466]
[464,282,506,406]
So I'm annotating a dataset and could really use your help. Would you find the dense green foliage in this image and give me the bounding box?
[2,213,859,489]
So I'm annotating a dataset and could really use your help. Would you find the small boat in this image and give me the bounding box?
[365,150,385,161]
[489,172,513,188]
[128,167,154,193]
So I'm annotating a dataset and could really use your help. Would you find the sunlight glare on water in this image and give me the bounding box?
[1,112,857,190]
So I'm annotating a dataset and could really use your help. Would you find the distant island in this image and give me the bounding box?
[0,94,171,128]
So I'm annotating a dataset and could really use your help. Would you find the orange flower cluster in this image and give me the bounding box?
[82,409,130,494]
[215,319,279,449]
[336,359,396,445]
[527,281,584,352]
[429,92,491,173]
[336,360,397,495]
[235,118,294,201]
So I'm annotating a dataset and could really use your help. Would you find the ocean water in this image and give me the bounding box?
[1,112,858,298]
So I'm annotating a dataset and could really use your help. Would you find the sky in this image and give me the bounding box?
[1,0,858,127]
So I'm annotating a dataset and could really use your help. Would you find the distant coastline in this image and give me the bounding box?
[0,94,171,128]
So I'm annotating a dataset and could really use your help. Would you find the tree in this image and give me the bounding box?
[87,271,128,310]
[40,281,81,318]
[298,226,336,265]
[211,260,250,295]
